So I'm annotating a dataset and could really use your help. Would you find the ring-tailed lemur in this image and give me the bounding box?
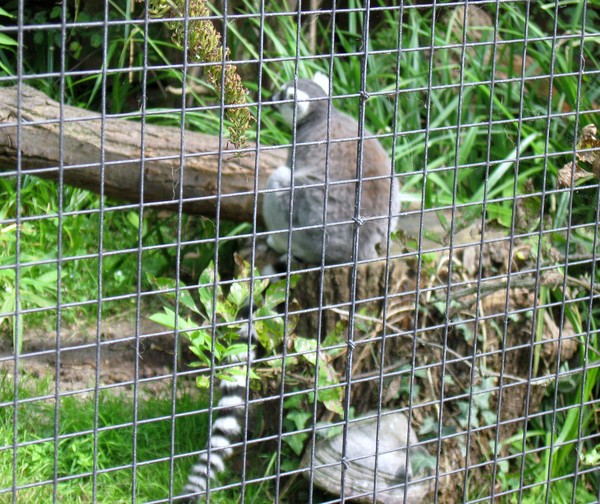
[178,74,400,500]
[263,74,400,265]
[178,324,255,502]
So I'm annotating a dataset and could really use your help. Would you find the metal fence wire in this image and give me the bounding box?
[0,0,599,502]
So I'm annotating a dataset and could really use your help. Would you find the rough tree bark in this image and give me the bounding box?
[0,85,287,223]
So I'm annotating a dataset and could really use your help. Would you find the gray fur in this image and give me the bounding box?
[178,76,401,501]
[263,78,400,264]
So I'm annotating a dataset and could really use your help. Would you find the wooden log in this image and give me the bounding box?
[0,85,287,223]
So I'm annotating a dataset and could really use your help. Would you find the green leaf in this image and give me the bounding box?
[49,6,62,19]
[219,366,259,383]
[286,410,312,431]
[0,268,15,280]
[293,337,318,365]
[188,327,212,348]
[254,307,285,352]
[33,270,59,284]
[227,281,249,308]
[316,363,344,416]
[0,292,15,331]
[198,263,223,318]
[196,375,210,389]
[20,291,55,309]
[150,276,200,313]
[0,33,17,47]
[252,278,270,301]
[178,288,200,314]
[126,211,140,230]
[0,7,16,18]
[149,308,177,329]
[217,300,237,323]
[283,393,304,410]
[283,432,308,456]
[264,279,289,309]
[189,344,211,366]
[219,367,247,383]
[222,343,251,360]
[321,397,344,417]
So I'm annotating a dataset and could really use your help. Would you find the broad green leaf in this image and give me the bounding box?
[264,279,289,309]
[220,366,259,383]
[317,363,344,416]
[254,307,285,351]
[126,211,140,230]
[286,410,312,431]
[187,327,211,345]
[222,343,252,361]
[0,33,17,46]
[178,288,200,314]
[318,385,344,416]
[198,263,223,317]
[283,432,308,456]
[216,299,236,323]
[150,307,197,331]
[196,375,210,389]
[189,344,211,366]
[150,277,199,314]
[227,281,249,308]
[252,277,269,301]
[294,337,318,365]
[149,308,174,328]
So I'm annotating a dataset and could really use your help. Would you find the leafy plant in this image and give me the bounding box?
[150,256,298,387]
[0,217,60,352]
[150,257,349,462]
[0,7,16,75]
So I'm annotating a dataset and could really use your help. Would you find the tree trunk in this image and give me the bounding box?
[0,85,286,224]
[294,259,409,339]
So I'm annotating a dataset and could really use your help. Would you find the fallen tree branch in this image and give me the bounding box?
[0,85,286,223]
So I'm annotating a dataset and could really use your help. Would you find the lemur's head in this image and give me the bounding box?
[272,73,330,127]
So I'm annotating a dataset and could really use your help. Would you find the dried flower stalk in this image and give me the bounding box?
[149,0,253,150]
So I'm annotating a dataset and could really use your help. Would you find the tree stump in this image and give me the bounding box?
[293,258,410,340]
[242,228,580,502]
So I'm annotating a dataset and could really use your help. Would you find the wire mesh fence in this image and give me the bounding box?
[0,0,599,502]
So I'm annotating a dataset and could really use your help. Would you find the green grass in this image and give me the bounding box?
[0,373,211,503]
[0,176,180,335]
[0,372,287,503]
[494,302,600,503]
[1,0,599,502]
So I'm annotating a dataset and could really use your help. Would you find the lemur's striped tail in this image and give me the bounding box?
[178,324,255,502]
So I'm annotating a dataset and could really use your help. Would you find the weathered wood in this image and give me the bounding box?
[0,85,287,223]
[294,258,408,339]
